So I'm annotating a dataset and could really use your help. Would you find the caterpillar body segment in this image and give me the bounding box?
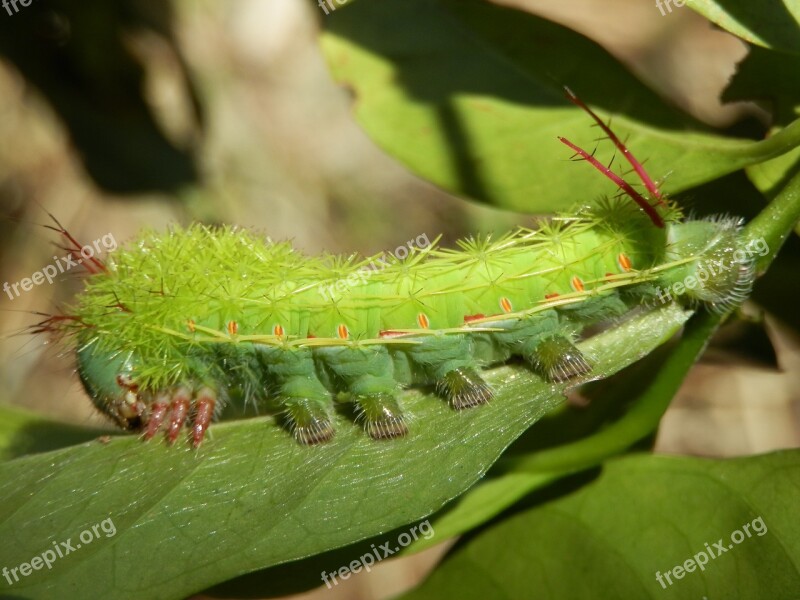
[64,199,756,447]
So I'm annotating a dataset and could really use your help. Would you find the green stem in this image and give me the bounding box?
[741,117,800,163]
[743,169,800,274]
[501,312,720,475]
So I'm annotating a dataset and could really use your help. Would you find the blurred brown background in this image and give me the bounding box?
[0,1,796,599]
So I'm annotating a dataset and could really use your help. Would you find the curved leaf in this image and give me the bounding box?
[410,309,723,551]
[0,304,690,600]
[320,0,800,213]
[400,451,800,600]
[690,0,800,54]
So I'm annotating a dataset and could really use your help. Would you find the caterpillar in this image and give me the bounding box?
[40,91,757,447]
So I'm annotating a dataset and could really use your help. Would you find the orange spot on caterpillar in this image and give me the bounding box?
[187,319,196,332]
[500,297,513,313]
[570,276,585,293]
[337,324,349,339]
[417,313,430,329]
[560,89,665,227]
[545,292,560,300]
[605,272,615,279]
[227,320,239,335]
[617,252,633,272]
[464,313,485,323]
[307,333,316,339]
[273,324,284,337]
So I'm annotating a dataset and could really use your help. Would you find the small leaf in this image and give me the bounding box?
[747,146,800,199]
[724,45,800,121]
[689,0,800,54]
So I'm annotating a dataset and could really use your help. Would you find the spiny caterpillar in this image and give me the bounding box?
[41,91,756,447]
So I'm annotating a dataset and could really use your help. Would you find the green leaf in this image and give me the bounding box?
[400,451,800,600]
[409,309,723,551]
[689,0,800,54]
[747,146,800,200]
[0,304,690,600]
[0,405,113,461]
[722,46,800,198]
[320,0,800,213]
[724,45,800,121]
[743,166,800,269]
[722,44,800,197]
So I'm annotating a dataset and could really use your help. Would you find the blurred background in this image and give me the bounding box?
[0,1,797,598]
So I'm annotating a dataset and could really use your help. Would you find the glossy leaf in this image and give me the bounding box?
[400,451,800,600]
[320,0,800,213]
[689,0,800,54]
[0,304,690,600]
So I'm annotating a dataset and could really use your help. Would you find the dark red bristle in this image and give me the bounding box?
[563,87,664,203]
[559,136,664,229]
[43,212,107,274]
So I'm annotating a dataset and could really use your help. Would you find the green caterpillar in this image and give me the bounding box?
[45,93,758,447]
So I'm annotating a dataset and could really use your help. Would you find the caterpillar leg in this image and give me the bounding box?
[315,346,407,439]
[436,367,493,409]
[191,387,217,447]
[136,386,219,447]
[355,393,408,440]
[283,395,334,445]
[257,347,335,444]
[144,394,170,441]
[165,387,192,445]
[404,335,493,409]
[525,335,591,383]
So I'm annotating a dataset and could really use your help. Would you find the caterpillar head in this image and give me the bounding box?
[659,218,759,313]
[76,338,146,431]
[76,333,220,446]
